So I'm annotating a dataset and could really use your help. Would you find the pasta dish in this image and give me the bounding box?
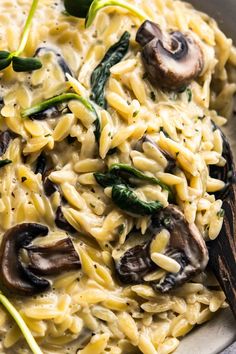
[0,0,235,353]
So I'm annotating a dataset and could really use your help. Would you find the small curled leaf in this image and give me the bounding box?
[12,56,42,72]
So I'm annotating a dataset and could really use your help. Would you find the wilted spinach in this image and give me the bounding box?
[90,31,130,109]
[94,163,172,216]
[110,163,172,193]
[112,184,163,216]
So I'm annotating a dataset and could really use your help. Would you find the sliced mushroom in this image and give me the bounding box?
[43,169,58,197]
[35,152,47,175]
[151,205,209,292]
[26,238,81,275]
[112,230,155,283]
[55,206,76,234]
[136,20,204,90]
[34,154,58,197]
[0,223,50,296]
[136,20,163,47]
[113,205,209,293]
[0,130,12,157]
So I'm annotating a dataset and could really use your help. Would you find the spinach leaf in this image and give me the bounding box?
[0,159,12,168]
[94,172,124,188]
[90,31,130,109]
[94,164,172,215]
[95,163,173,199]
[112,184,163,216]
[22,93,101,142]
[110,163,171,192]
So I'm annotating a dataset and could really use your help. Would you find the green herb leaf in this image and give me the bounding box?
[64,0,93,18]
[0,51,12,71]
[186,88,192,102]
[0,159,12,168]
[112,184,163,216]
[217,209,225,218]
[0,51,11,60]
[12,57,42,72]
[90,31,130,109]
[0,293,43,354]
[85,0,147,28]
[22,93,100,141]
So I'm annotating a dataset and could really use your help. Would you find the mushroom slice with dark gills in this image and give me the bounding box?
[136,20,204,90]
[151,205,209,292]
[0,223,81,296]
[26,238,81,275]
[0,223,50,296]
[112,230,155,284]
[113,205,209,293]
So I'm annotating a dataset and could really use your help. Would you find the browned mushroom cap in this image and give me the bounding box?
[113,205,209,293]
[26,238,81,275]
[0,223,50,296]
[136,20,204,90]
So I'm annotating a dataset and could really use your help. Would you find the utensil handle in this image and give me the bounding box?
[208,183,236,319]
